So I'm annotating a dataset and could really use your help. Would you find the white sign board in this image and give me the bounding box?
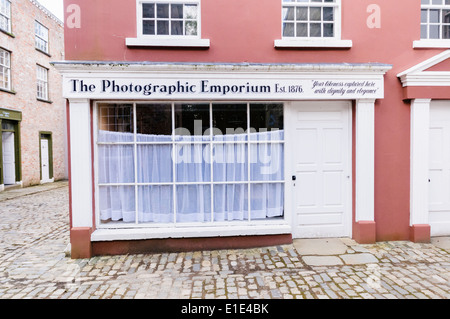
[63,75,384,100]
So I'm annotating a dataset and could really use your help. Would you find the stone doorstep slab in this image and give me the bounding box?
[293,238,349,256]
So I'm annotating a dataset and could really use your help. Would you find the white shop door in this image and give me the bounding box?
[290,101,351,238]
[2,132,16,185]
[429,102,450,236]
[41,139,50,182]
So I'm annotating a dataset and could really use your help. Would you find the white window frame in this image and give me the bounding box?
[275,0,352,48]
[93,101,286,230]
[0,0,11,34]
[126,0,210,47]
[414,0,450,48]
[0,48,11,91]
[35,21,49,54]
[36,65,49,100]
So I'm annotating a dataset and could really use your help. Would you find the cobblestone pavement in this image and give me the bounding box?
[0,182,449,300]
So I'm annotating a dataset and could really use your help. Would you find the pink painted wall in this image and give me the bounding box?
[63,0,448,241]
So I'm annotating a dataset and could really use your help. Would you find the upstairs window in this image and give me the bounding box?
[421,0,450,40]
[0,48,11,91]
[36,65,48,101]
[275,0,351,48]
[282,0,338,39]
[0,0,11,33]
[35,21,49,54]
[141,1,199,36]
[127,0,209,47]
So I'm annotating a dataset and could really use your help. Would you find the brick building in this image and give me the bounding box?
[0,0,66,191]
[58,0,450,258]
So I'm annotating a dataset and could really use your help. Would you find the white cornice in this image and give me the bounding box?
[398,50,450,87]
[52,61,392,75]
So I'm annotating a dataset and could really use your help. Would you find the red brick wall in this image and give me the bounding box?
[0,0,66,186]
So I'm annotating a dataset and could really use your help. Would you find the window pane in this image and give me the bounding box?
[142,3,154,18]
[157,20,169,35]
[310,23,322,37]
[430,9,440,23]
[171,4,183,18]
[143,20,155,34]
[137,144,173,183]
[213,184,248,221]
[99,186,136,223]
[157,4,169,18]
[323,23,334,37]
[250,104,284,133]
[430,24,440,38]
[176,143,211,182]
[283,7,295,21]
[212,104,247,136]
[176,185,211,223]
[296,7,308,21]
[283,22,295,37]
[323,7,334,21]
[443,10,450,23]
[175,103,210,137]
[1,120,14,130]
[185,21,197,36]
[213,143,248,182]
[443,25,450,39]
[136,104,172,137]
[138,186,173,223]
[250,143,284,181]
[310,7,321,21]
[296,23,308,37]
[250,183,284,219]
[421,24,428,39]
[421,9,428,23]
[98,104,134,142]
[98,145,135,183]
[185,4,197,19]
[171,20,183,35]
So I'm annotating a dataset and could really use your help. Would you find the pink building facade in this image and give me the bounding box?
[57,0,450,258]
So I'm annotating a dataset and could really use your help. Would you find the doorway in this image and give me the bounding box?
[287,101,352,238]
[40,132,53,183]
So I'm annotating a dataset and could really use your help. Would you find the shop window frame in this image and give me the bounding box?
[93,101,286,229]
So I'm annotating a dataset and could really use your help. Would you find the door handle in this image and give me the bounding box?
[292,176,296,181]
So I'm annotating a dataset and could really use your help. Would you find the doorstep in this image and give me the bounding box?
[293,238,379,266]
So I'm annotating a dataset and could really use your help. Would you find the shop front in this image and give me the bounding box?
[54,62,391,258]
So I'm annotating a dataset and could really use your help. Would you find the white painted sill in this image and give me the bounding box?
[126,37,210,48]
[274,38,352,48]
[413,39,450,48]
[91,224,292,241]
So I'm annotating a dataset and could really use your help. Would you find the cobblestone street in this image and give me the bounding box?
[0,181,448,300]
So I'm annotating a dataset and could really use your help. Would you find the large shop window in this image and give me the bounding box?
[96,102,285,226]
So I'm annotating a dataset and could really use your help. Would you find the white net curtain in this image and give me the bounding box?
[97,103,285,225]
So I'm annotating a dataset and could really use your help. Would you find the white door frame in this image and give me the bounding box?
[40,137,52,184]
[411,99,450,236]
[286,99,377,239]
[286,101,352,238]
